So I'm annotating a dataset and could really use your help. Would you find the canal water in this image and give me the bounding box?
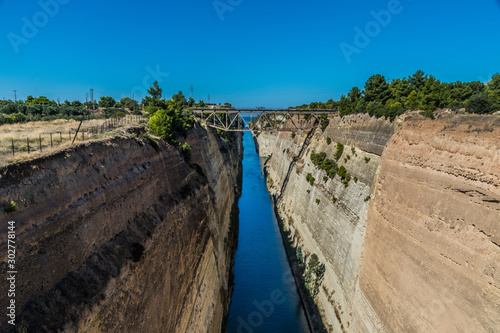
[226,132,310,333]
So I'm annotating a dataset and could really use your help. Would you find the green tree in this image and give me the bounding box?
[120,97,139,109]
[71,100,82,107]
[188,97,195,107]
[389,78,411,104]
[181,142,192,162]
[407,90,420,110]
[172,91,187,107]
[98,96,116,108]
[409,70,428,91]
[467,93,491,114]
[148,109,173,140]
[363,74,391,104]
[143,81,164,108]
[488,73,500,106]
[198,99,206,107]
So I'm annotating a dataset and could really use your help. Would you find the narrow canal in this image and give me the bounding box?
[226,132,310,333]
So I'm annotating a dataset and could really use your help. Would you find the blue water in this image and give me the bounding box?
[226,132,310,333]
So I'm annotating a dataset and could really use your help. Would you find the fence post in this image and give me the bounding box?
[50,133,53,147]
[39,134,42,151]
[27,137,30,154]
[12,139,14,156]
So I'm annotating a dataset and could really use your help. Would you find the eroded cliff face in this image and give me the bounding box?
[359,116,500,333]
[256,114,500,332]
[0,124,242,333]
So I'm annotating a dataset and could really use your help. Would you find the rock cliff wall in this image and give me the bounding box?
[0,124,242,333]
[256,114,500,332]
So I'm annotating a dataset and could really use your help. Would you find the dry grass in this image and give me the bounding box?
[0,117,146,167]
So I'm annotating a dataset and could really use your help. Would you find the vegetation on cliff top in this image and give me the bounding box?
[145,81,194,146]
[293,71,500,119]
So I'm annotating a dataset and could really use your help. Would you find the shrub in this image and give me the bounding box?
[4,201,16,213]
[353,176,358,182]
[364,195,371,202]
[181,142,192,162]
[316,199,321,205]
[323,176,328,182]
[364,156,371,163]
[334,142,344,161]
[326,137,332,145]
[320,114,329,132]
[148,109,173,141]
[291,132,296,139]
[307,190,310,194]
[351,147,356,155]
[311,152,326,165]
[306,173,315,186]
[420,110,435,119]
[332,196,337,204]
[337,165,347,179]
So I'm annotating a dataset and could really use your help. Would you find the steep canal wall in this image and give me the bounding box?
[256,113,500,333]
[0,124,242,332]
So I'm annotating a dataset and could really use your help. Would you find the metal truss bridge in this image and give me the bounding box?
[193,109,338,132]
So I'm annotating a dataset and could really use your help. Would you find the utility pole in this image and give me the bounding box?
[190,85,194,99]
[90,89,95,110]
[13,90,17,103]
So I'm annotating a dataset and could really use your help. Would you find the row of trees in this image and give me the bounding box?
[295,71,500,119]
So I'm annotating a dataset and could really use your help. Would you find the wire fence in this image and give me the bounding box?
[5,115,147,157]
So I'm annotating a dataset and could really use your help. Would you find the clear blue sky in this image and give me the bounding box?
[0,0,499,107]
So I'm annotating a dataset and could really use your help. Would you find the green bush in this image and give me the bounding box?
[364,195,371,202]
[148,109,173,141]
[311,152,326,165]
[420,110,435,119]
[332,196,337,204]
[181,143,192,162]
[4,201,16,213]
[315,199,320,205]
[326,137,332,145]
[320,114,329,132]
[323,176,328,182]
[306,173,315,186]
[351,147,356,155]
[291,132,296,139]
[334,142,344,161]
[364,156,371,163]
[337,165,347,179]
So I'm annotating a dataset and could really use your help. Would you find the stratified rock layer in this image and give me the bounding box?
[256,114,500,332]
[0,125,242,333]
[359,116,500,333]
